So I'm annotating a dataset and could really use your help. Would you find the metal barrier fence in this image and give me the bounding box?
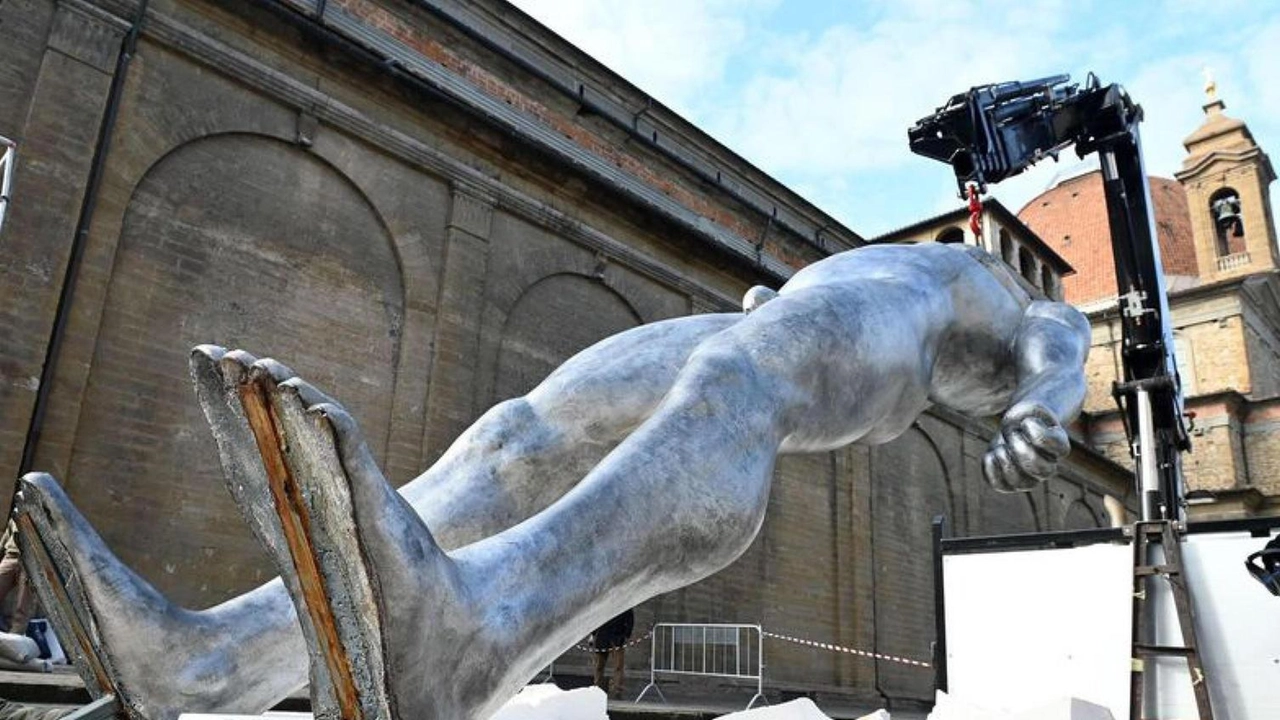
[635,623,765,710]
[0,136,15,236]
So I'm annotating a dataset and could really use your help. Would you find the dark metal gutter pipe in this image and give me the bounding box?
[17,0,150,481]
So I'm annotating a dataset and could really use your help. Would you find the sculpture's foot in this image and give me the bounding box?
[15,474,257,720]
[235,365,479,719]
[189,346,333,560]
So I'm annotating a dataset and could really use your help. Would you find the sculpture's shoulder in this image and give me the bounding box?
[1023,297,1091,339]
[948,244,1037,307]
[781,243,1033,309]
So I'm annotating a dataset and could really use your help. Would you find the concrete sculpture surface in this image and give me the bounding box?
[16,243,1090,720]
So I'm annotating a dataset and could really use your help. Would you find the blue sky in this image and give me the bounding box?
[509,0,1280,238]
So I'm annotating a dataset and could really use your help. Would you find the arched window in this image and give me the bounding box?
[1019,247,1036,285]
[1000,229,1014,265]
[1041,265,1057,299]
[936,226,965,244]
[1209,187,1245,257]
[1172,333,1196,396]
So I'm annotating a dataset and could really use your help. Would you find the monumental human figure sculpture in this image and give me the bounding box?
[16,243,1089,720]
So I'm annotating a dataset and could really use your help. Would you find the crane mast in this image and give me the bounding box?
[909,73,1190,522]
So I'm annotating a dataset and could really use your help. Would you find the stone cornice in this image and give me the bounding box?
[1176,145,1275,184]
[412,0,864,255]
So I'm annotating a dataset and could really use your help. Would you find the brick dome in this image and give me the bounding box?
[1018,171,1197,305]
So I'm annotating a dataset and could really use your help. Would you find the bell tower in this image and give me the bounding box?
[1175,74,1277,282]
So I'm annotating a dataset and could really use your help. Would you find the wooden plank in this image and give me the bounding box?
[237,379,363,720]
[15,513,115,698]
[1162,523,1215,720]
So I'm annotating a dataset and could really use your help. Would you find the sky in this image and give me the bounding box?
[507,0,1280,239]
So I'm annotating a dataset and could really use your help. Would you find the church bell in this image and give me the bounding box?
[1213,195,1244,237]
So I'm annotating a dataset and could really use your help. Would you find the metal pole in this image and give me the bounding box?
[932,515,948,693]
[0,136,14,237]
[1136,387,1160,521]
[651,627,657,686]
[749,624,765,709]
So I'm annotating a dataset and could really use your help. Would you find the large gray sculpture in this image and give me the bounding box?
[17,243,1089,720]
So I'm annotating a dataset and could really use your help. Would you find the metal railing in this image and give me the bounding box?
[634,623,766,710]
[0,136,15,236]
[1217,251,1251,272]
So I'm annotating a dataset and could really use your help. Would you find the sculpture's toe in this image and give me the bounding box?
[190,344,227,380]
[249,357,297,386]
[190,344,234,424]
[218,349,259,384]
[280,375,339,409]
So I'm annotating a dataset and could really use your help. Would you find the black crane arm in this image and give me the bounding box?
[908,74,1189,521]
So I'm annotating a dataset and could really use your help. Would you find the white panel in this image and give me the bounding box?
[1152,531,1280,720]
[943,544,1133,716]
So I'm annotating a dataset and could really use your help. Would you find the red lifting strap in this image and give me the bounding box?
[967,183,983,237]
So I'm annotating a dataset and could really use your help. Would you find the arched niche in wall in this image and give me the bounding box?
[1018,246,1037,286]
[936,226,965,244]
[979,484,1041,535]
[1041,264,1057,299]
[1062,497,1106,530]
[870,424,953,701]
[1000,229,1014,265]
[68,133,404,605]
[493,272,643,401]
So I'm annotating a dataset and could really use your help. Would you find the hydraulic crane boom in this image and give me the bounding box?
[909,73,1190,522]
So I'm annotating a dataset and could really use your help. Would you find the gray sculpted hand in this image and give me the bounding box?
[983,402,1071,492]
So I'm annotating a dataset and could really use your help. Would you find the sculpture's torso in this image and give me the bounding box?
[765,243,1031,452]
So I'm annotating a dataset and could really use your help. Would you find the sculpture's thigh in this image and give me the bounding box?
[398,313,743,547]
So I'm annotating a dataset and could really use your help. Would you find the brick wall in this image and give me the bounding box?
[1245,402,1280,496]
[1076,284,1280,502]
[0,0,1132,703]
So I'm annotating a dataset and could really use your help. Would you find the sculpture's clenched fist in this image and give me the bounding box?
[983,401,1072,492]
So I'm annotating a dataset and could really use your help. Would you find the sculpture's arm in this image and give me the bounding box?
[984,301,1091,492]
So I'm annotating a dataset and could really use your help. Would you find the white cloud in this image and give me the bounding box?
[1240,18,1280,131]
[511,0,1280,238]
[709,5,1080,177]
[1127,53,1238,178]
[507,0,776,117]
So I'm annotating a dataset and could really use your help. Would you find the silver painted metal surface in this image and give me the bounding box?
[1137,386,1160,521]
[0,136,15,237]
[17,243,1089,719]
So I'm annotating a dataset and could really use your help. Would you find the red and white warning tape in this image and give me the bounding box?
[575,625,656,654]
[761,630,932,668]
[573,624,930,668]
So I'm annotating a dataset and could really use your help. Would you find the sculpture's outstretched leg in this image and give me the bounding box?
[260,326,790,719]
[399,312,745,547]
[16,474,305,720]
[16,313,742,720]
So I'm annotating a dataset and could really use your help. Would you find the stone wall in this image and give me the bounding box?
[0,0,1130,704]
[1245,400,1280,497]
[1081,279,1280,511]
